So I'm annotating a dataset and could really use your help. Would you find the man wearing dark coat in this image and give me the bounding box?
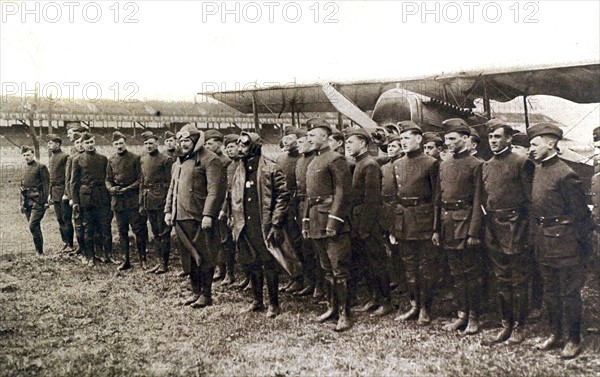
[106,131,148,270]
[65,128,86,255]
[345,127,392,318]
[392,122,440,325]
[140,131,173,274]
[204,129,234,283]
[71,133,113,266]
[165,125,226,309]
[20,145,50,255]
[46,134,74,253]
[230,132,291,318]
[163,131,182,159]
[481,120,534,345]
[304,118,354,332]
[433,118,484,336]
[276,126,305,294]
[527,123,594,359]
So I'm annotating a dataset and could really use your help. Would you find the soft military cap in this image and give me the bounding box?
[306,117,332,134]
[511,132,530,148]
[344,127,371,144]
[223,133,239,146]
[141,131,158,141]
[204,129,224,142]
[81,133,95,142]
[164,131,176,141]
[177,124,201,142]
[469,127,481,142]
[422,132,443,144]
[442,118,471,135]
[112,131,126,142]
[397,120,422,135]
[45,134,62,143]
[526,123,563,141]
[386,134,401,144]
[21,145,34,154]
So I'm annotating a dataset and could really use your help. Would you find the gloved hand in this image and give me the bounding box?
[164,213,173,226]
[73,204,80,219]
[268,225,284,247]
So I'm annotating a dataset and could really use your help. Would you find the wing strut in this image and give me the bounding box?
[252,92,260,132]
[523,93,530,129]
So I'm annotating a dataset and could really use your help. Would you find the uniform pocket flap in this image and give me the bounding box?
[451,209,470,221]
[542,224,574,238]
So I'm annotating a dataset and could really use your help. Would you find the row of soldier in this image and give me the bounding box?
[19,117,592,359]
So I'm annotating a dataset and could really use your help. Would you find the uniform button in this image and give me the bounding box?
[247,216,251,220]
[248,198,252,202]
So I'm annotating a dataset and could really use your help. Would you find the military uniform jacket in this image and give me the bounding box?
[531,154,593,265]
[350,152,383,239]
[380,156,400,232]
[482,148,534,254]
[304,146,352,239]
[140,150,173,211]
[48,148,69,202]
[165,144,225,222]
[221,158,238,218]
[71,150,110,208]
[164,147,182,160]
[106,150,142,212]
[295,151,316,224]
[435,148,484,247]
[64,148,83,199]
[21,160,50,206]
[230,154,290,242]
[392,150,439,240]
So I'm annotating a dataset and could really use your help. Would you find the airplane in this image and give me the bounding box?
[199,60,600,188]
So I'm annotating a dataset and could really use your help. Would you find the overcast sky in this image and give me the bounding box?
[1,1,598,138]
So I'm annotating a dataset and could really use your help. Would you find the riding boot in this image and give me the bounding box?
[316,279,338,322]
[191,267,214,308]
[335,279,353,332]
[265,269,280,318]
[136,235,148,269]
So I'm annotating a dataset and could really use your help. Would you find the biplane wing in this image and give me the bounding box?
[200,61,600,117]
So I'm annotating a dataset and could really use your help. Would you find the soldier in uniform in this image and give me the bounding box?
[230,132,290,318]
[106,131,148,270]
[164,131,181,159]
[139,131,173,274]
[165,124,225,309]
[527,123,593,359]
[482,120,534,344]
[46,134,74,253]
[304,118,354,332]
[20,145,50,255]
[328,129,346,155]
[203,129,234,283]
[295,129,324,298]
[71,133,113,266]
[433,118,484,335]
[468,127,481,158]
[392,121,440,325]
[276,126,305,294]
[422,132,444,160]
[345,128,392,317]
[65,131,86,255]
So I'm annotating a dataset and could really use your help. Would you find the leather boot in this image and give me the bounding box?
[213,264,225,281]
[191,268,214,308]
[355,297,379,313]
[395,300,418,321]
[285,278,303,294]
[265,269,280,318]
[279,279,294,292]
[147,264,161,273]
[417,306,431,325]
[316,280,338,323]
[335,280,353,332]
[221,270,235,286]
[536,334,562,351]
[118,236,131,270]
[235,275,250,290]
[313,278,325,299]
[507,322,525,345]
[136,236,147,266]
[560,340,582,359]
[443,311,468,332]
[490,320,513,344]
[461,311,480,336]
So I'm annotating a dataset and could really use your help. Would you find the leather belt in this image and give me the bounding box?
[142,183,168,188]
[536,215,572,227]
[308,195,333,206]
[441,200,471,210]
[399,197,430,207]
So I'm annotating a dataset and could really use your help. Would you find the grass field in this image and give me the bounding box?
[1,153,600,376]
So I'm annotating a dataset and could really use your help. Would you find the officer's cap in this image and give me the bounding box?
[112,131,126,142]
[386,134,401,144]
[141,131,158,141]
[45,134,62,144]
[306,117,332,134]
[204,129,224,142]
[20,145,34,154]
[81,133,95,142]
[397,120,422,135]
[486,119,517,136]
[283,126,306,138]
[593,126,600,142]
[442,118,471,136]
[526,123,563,141]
